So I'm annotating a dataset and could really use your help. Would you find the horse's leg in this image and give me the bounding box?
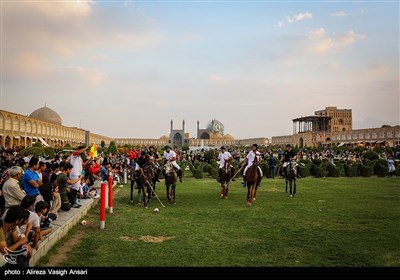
[285,178,288,193]
[220,182,224,198]
[172,183,176,204]
[289,180,293,197]
[130,183,134,203]
[293,180,296,197]
[166,182,170,201]
[225,182,229,198]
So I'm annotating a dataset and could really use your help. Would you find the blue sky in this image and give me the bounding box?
[1,0,399,139]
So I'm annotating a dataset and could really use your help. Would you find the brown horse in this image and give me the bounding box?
[138,160,156,208]
[164,161,178,204]
[218,164,231,199]
[245,157,260,207]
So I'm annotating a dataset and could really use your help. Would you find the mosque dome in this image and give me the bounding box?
[29,105,62,125]
[206,119,224,134]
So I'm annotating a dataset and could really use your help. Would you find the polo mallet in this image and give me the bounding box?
[227,160,246,185]
[140,169,166,208]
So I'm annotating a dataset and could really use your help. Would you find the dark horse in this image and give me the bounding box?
[284,160,297,197]
[245,157,260,207]
[164,161,178,204]
[138,158,157,208]
[218,163,231,199]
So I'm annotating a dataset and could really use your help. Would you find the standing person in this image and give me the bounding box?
[280,144,296,177]
[242,144,263,188]
[387,156,396,177]
[163,146,182,182]
[2,166,25,209]
[217,146,235,182]
[57,163,83,211]
[21,157,43,205]
[69,145,88,207]
[268,154,276,179]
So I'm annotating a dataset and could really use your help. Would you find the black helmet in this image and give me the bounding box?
[141,151,147,156]
[286,144,292,148]
[251,144,258,149]
[220,146,226,150]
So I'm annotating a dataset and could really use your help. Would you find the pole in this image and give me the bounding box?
[100,182,106,229]
[124,168,127,184]
[108,176,113,214]
[140,169,166,208]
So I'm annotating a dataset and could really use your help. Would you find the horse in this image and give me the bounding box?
[218,163,231,199]
[245,157,260,207]
[284,160,297,197]
[138,158,156,208]
[164,161,178,204]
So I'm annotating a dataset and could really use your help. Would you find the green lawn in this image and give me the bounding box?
[38,176,400,267]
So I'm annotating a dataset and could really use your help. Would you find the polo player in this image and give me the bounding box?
[163,145,182,182]
[242,143,263,188]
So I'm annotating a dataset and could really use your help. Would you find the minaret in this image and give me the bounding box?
[197,120,200,138]
[182,119,185,132]
[170,120,173,133]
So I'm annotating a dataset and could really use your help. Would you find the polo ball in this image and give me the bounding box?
[153,208,159,213]
[81,220,87,225]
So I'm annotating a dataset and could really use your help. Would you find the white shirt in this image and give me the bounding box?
[246,150,261,166]
[70,154,83,176]
[163,150,177,161]
[218,151,232,168]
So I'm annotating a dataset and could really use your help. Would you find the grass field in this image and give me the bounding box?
[37,176,400,267]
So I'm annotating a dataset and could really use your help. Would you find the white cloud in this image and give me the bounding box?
[331,11,347,17]
[286,12,312,24]
[274,21,284,28]
[307,28,365,54]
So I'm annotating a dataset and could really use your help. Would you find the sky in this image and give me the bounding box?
[1,0,399,139]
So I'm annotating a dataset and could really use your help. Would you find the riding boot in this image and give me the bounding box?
[156,169,161,182]
[230,168,236,181]
[177,169,183,183]
[241,175,246,187]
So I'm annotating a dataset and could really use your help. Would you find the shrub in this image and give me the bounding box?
[21,147,43,157]
[312,158,323,166]
[192,169,204,179]
[326,163,341,177]
[43,147,55,159]
[208,168,217,179]
[374,159,388,177]
[298,163,311,178]
[363,150,379,160]
[310,164,326,178]
[344,162,359,177]
[359,163,374,177]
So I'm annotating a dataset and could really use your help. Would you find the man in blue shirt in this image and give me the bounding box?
[21,157,43,203]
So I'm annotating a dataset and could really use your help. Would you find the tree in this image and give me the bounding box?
[107,141,118,155]
[101,140,106,149]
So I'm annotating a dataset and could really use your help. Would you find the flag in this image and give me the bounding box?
[89,144,98,159]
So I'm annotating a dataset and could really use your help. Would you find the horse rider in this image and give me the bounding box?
[163,145,182,182]
[148,146,161,182]
[134,151,149,187]
[280,144,297,177]
[217,146,235,183]
[241,144,263,188]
